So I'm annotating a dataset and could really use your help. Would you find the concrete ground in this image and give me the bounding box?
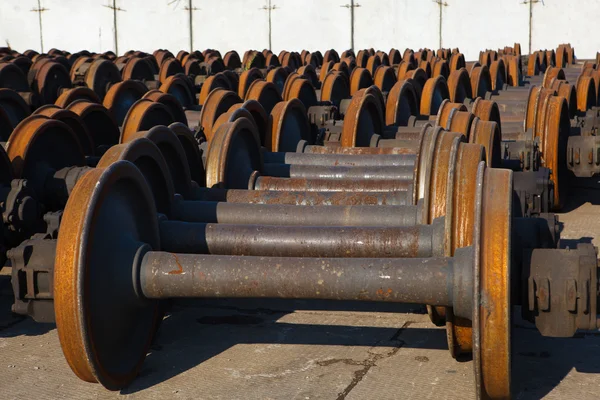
[1,179,600,399]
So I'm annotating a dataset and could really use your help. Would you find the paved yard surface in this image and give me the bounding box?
[1,179,600,399]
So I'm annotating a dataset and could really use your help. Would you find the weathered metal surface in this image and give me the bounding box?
[191,187,411,206]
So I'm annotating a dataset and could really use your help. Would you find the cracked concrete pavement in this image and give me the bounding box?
[1,180,600,399]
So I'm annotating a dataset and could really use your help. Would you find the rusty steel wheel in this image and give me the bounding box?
[470,66,492,99]
[84,59,122,101]
[159,75,195,109]
[122,125,192,198]
[549,79,577,118]
[385,80,418,126]
[545,50,556,68]
[402,48,416,67]
[575,75,597,114]
[365,55,381,77]
[469,118,501,168]
[389,48,402,65]
[0,88,31,129]
[95,138,175,215]
[68,56,93,81]
[227,100,268,145]
[103,80,148,127]
[396,60,416,81]
[198,72,231,106]
[169,122,205,187]
[425,132,464,325]
[321,71,349,109]
[143,90,187,125]
[432,58,450,79]
[349,67,373,95]
[33,105,95,156]
[120,99,174,143]
[332,61,350,80]
[581,68,600,106]
[212,106,256,145]
[121,57,155,81]
[33,61,73,105]
[471,97,502,133]
[245,80,283,117]
[505,56,521,87]
[298,64,319,88]
[373,66,397,93]
[55,162,162,390]
[489,59,506,91]
[479,51,491,68]
[418,59,432,78]
[355,50,368,68]
[376,51,389,66]
[341,92,384,147]
[223,51,241,70]
[266,67,289,96]
[527,52,540,77]
[55,87,101,109]
[6,115,85,181]
[420,75,450,116]
[542,66,565,88]
[323,49,340,64]
[205,117,262,189]
[66,100,120,148]
[435,99,466,128]
[533,88,557,140]
[158,58,183,84]
[281,72,301,101]
[542,96,570,209]
[473,164,512,400]
[155,49,175,67]
[183,58,202,76]
[447,68,472,103]
[404,67,427,101]
[265,53,280,68]
[445,142,486,356]
[319,61,334,83]
[238,68,264,99]
[524,86,541,132]
[447,109,475,137]
[354,86,385,120]
[285,78,318,110]
[199,89,242,143]
[267,99,312,152]
[176,50,189,63]
[449,52,466,72]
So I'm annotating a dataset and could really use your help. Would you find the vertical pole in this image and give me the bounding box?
[350,0,355,51]
[37,0,44,53]
[189,0,194,52]
[113,0,119,55]
[268,0,272,50]
[439,0,442,49]
[528,0,533,54]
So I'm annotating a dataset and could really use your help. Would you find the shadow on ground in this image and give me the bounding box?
[113,299,600,399]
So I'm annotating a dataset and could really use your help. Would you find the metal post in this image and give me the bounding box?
[189,0,193,52]
[112,0,118,55]
[529,0,533,55]
[31,0,47,53]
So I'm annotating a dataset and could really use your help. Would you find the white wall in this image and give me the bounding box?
[354,0,438,53]
[0,0,598,60]
[442,0,529,61]
[272,0,348,54]
[530,0,600,59]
